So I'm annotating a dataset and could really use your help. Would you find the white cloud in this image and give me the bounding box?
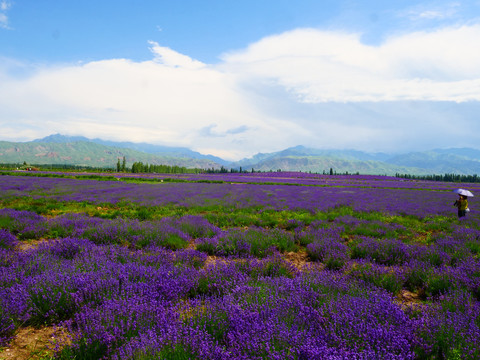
[0,0,11,11]
[220,25,480,103]
[417,10,450,19]
[1,24,480,159]
[0,13,7,28]
[403,2,460,21]
[0,0,11,29]
[148,41,205,69]
[0,46,292,159]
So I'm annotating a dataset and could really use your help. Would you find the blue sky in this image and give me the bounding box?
[1,0,480,160]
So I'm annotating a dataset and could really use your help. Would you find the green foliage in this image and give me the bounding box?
[57,338,107,360]
[161,233,189,250]
[133,344,197,360]
[324,256,347,271]
[465,240,480,255]
[194,241,217,256]
[26,199,59,215]
[425,275,453,298]
[404,267,430,294]
[347,263,404,295]
[0,216,13,229]
[316,206,355,222]
[131,161,201,174]
[204,211,262,228]
[135,206,155,221]
[397,172,480,183]
[28,281,76,326]
[187,307,229,344]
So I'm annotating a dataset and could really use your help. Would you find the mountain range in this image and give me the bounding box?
[1,134,480,175]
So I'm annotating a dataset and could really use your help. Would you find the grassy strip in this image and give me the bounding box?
[0,170,459,192]
[0,195,452,240]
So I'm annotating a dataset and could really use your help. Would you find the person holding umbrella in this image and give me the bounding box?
[453,189,473,218]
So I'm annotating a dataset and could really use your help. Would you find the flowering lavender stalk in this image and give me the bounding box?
[0,229,17,250]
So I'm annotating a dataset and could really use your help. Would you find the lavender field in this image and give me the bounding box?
[1,171,480,359]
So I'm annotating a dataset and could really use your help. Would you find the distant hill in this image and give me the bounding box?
[0,139,222,169]
[35,134,229,166]
[231,150,427,175]
[385,149,480,174]
[231,146,480,175]
[232,146,391,167]
[1,135,480,175]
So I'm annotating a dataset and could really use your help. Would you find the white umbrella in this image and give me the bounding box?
[453,188,474,197]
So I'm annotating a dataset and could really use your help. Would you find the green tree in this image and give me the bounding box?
[121,156,126,172]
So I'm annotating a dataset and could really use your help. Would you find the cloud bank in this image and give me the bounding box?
[1,24,480,159]
[221,25,480,102]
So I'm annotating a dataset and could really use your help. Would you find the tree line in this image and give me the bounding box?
[127,160,203,174]
[3,159,480,184]
[395,173,480,183]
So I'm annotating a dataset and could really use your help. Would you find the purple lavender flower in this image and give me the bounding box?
[0,229,17,250]
[0,208,49,239]
[415,290,480,359]
[350,236,412,265]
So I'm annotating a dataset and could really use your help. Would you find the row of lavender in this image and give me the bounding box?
[1,173,480,359]
[1,235,480,358]
[1,174,478,218]
[1,206,480,358]
[1,208,479,296]
[8,170,480,191]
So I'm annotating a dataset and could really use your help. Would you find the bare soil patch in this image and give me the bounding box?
[395,289,423,310]
[204,255,230,267]
[283,250,319,271]
[15,239,50,252]
[0,326,70,360]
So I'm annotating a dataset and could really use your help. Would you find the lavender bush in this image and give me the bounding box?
[196,227,296,258]
[0,229,17,250]
[1,171,479,358]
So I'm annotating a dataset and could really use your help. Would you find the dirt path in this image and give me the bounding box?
[0,327,69,360]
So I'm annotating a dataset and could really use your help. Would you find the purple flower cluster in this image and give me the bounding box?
[0,235,425,358]
[0,208,49,239]
[299,227,350,270]
[196,227,296,258]
[0,210,224,250]
[1,171,480,358]
[0,229,17,250]
[2,173,478,218]
[351,236,412,265]
[160,215,221,239]
[415,290,480,359]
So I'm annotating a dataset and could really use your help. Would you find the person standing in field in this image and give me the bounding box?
[454,195,468,218]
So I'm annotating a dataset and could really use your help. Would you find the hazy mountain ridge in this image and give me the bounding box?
[35,134,229,166]
[1,135,480,175]
[236,156,428,175]
[385,150,480,174]
[232,145,391,167]
[233,146,480,175]
[0,139,221,169]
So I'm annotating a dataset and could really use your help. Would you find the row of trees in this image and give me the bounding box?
[129,160,203,174]
[119,158,250,174]
[5,159,480,184]
[395,173,480,183]
[204,166,251,174]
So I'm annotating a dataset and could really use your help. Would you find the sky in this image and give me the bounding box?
[1,0,480,160]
